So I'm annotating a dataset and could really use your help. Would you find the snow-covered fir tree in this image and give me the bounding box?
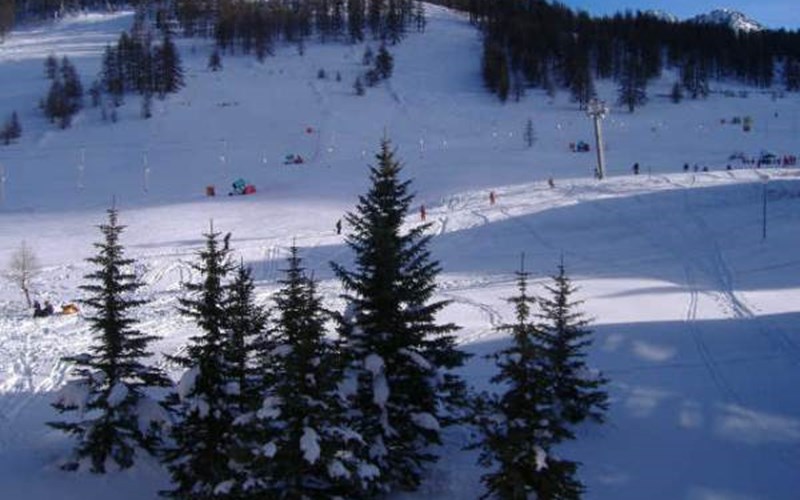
[332,139,469,493]
[537,261,608,426]
[234,246,377,498]
[161,227,240,499]
[50,207,171,473]
[224,262,268,418]
[474,258,582,499]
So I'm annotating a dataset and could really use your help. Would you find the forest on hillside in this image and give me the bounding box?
[5,0,800,112]
[430,0,800,108]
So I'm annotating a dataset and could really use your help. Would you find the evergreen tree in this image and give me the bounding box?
[537,261,608,425]
[617,52,648,112]
[1,111,21,145]
[161,227,239,499]
[374,44,394,79]
[49,207,171,473]
[482,39,509,102]
[354,75,365,95]
[60,56,84,115]
[474,259,582,499]
[44,79,68,128]
[208,49,223,72]
[102,44,125,107]
[141,91,153,120]
[524,118,535,148]
[45,53,58,80]
[0,0,13,38]
[235,247,377,498]
[332,139,469,493]
[362,45,374,66]
[670,81,684,103]
[568,59,595,110]
[348,0,365,42]
[156,33,184,96]
[784,57,800,92]
[223,263,268,417]
[681,56,709,99]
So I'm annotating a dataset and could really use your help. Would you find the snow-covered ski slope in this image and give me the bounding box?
[1,4,800,499]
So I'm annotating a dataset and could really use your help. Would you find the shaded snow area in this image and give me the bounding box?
[1,4,800,499]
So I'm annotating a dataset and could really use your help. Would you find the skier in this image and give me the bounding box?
[33,301,44,318]
[683,163,689,172]
[42,300,54,317]
[632,163,640,175]
[420,205,426,222]
[335,219,342,235]
[489,190,496,205]
[548,177,555,188]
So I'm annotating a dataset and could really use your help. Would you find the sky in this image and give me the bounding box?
[560,1,800,30]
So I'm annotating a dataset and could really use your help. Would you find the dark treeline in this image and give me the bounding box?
[171,0,425,58]
[431,0,800,106]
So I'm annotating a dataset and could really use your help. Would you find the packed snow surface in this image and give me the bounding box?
[1,4,800,499]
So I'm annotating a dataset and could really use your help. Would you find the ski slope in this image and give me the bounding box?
[1,5,800,499]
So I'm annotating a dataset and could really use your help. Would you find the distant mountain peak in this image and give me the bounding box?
[690,8,764,32]
[642,10,679,24]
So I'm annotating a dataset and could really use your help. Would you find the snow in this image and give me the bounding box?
[690,9,765,32]
[357,463,381,480]
[534,446,547,472]
[53,379,90,413]
[135,396,171,433]
[372,373,389,408]
[0,3,799,499]
[261,441,277,459]
[257,396,281,420]
[176,367,199,402]
[364,353,385,376]
[328,459,350,479]
[106,382,128,407]
[399,348,432,371]
[411,412,440,432]
[213,480,234,495]
[364,353,389,407]
[300,427,321,465]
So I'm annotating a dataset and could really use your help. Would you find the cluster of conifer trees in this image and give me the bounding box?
[170,0,425,60]
[99,28,184,108]
[434,0,800,109]
[0,111,22,145]
[41,55,84,129]
[2,0,132,34]
[49,139,608,499]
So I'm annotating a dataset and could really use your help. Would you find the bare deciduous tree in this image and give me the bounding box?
[6,241,39,308]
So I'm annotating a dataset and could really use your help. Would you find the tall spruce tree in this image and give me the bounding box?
[224,262,268,416]
[332,139,469,493]
[156,33,184,96]
[235,246,377,498]
[537,261,608,425]
[474,258,582,499]
[161,227,239,499]
[50,207,171,473]
[617,50,648,112]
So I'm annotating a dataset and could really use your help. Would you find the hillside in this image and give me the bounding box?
[1,5,800,499]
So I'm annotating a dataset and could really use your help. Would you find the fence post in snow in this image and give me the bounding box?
[143,152,150,193]
[77,147,85,190]
[0,162,5,206]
